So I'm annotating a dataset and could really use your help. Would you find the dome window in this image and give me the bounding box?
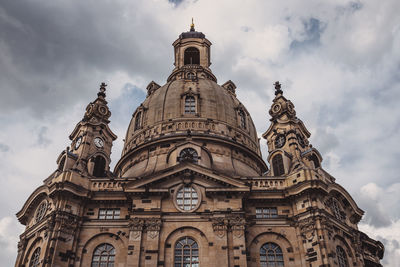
[184,96,196,114]
[184,47,200,65]
[134,111,142,130]
[92,155,106,177]
[178,148,199,163]
[239,110,247,129]
[272,154,285,176]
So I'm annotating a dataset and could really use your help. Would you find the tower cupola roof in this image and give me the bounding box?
[179,19,205,39]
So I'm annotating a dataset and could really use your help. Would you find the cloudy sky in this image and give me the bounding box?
[0,0,399,265]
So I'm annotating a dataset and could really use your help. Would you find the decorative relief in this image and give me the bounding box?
[212,217,228,238]
[211,216,246,238]
[230,216,246,238]
[298,217,316,241]
[145,218,162,239]
[129,217,145,240]
[54,210,80,235]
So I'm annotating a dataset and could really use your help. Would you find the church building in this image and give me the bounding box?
[15,23,384,267]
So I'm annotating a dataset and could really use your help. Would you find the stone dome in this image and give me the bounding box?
[114,28,267,178]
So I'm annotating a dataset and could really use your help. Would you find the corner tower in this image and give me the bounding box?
[262,82,322,177]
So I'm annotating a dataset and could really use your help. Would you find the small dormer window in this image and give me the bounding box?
[178,148,199,163]
[239,110,246,129]
[184,96,196,114]
[134,111,142,130]
[184,47,200,65]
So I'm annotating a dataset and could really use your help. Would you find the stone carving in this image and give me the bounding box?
[212,216,246,238]
[54,210,80,235]
[129,217,145,240]
[212,217,228,238]
[229,216,246,238]
[145,218,162,239]
[298,217,316,241]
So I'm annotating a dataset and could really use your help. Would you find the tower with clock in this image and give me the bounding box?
[15,24,384,267]
[64,82,117,178]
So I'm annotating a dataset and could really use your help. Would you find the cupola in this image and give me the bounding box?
[172,19,212,70]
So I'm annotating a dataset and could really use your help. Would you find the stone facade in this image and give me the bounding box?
[15,25,384,267]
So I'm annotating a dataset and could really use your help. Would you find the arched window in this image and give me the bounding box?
[176,185,199,211]
[309,154,320,168]
[174,237,199,267]
[35,200,48,223]
[336,246,349,267]
[332,199,345,221]
[184,47,200,65]
[134,111,142,130]
[93,156,106,177]
[91,243,115,267]
[29,247,41,267]
[178,148,199,163]
[184,96,196,114]
[272,154,285,176]
[239,110,246,129]
[260,242,284,266]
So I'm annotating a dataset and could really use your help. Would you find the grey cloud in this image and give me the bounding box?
[0,1,172,117]
[290,18,326,51]
[0,143,9,152]
[36,126,51,147]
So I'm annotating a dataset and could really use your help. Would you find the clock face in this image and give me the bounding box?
[275,134,286,148]
[75,136,82,149]
[94,137,104,148]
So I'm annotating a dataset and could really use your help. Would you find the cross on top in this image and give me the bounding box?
[274,81,283,95]
[98,82,107,97]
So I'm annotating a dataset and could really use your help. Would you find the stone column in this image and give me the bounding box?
[127,218,145,267]
[230,216,247,267]
[211,217,229,267]
[144,218,162,267]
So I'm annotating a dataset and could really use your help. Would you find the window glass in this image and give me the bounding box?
[91,243,115,267]
[29,247,41,267]
[260,243,284,266]
[336,246,349,267]
[184,96,196,114]
[176,186,199,211]
[98,209,120,220]
[174,237,199,267]
[35,201,48,223]
[256,208,278,219]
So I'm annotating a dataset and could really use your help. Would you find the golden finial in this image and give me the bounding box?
[190,17,195,31]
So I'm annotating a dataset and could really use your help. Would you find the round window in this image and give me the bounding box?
[174,185,200,212]
[35,201,48,223]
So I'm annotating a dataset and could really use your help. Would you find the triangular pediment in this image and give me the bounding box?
[123,163,249,193]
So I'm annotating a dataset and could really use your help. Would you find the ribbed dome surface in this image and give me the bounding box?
[122,78,259,156]
[115,30,267,178]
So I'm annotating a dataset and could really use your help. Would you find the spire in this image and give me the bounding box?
[269,81,296,121]
[83,82,112,123]
[190,18,195,32]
